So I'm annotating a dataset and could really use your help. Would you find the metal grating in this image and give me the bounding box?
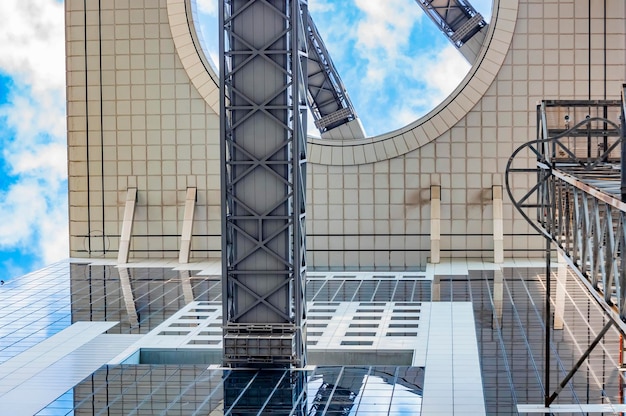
[414,0,486,47]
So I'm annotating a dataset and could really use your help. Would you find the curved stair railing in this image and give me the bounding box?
[505,94,626,406]
[506,101,625,320]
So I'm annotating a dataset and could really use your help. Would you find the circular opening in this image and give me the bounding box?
[194,0,492,137]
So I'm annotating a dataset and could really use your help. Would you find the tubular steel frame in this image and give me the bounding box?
[414,0,486,47]
[220,0,308,368]
[505,95,626,406]
[305,14,359,133]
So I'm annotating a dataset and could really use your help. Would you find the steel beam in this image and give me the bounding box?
[506,99,626,324]
[220,0,308,368]
[506,97,626,405]
[414,0,486,62]
[305,14,364,137]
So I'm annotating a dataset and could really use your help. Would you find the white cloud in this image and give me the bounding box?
[0,0,68,270]
[196,0,217,16]
[424,45,471,99]
[0,90,68,266]
[306,1,475,135]
[194,0,476,138]
[386,45,470,129]
[0,0,65,94]
[309,0,335,14]
[353,0,423,58]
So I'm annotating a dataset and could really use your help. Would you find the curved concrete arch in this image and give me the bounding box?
[167,0,518,165]
[167,0,221,114]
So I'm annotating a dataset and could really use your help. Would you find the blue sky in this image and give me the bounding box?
[0,0,491,281]
[196,0,492,136]
[0,0,66,281]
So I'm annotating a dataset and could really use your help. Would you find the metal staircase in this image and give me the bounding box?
[305,13,365,139]
[414,0,487,63]
[505,88,626,406]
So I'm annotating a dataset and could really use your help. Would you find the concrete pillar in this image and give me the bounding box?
[430,185,441,264]
[492,268,504,328]
[118,267,138,327]
[180,270,195,305]
[554,251,567,330]
[179,187,197,264]
[117,188,137,264]
[493,185,504,264]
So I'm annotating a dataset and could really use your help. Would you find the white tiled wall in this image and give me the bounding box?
[66,0,626,268]
[66,0,221,260]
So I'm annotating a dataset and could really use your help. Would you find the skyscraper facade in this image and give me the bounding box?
[1,0,625,414]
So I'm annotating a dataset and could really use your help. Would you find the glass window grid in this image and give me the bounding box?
[3,262,624,413]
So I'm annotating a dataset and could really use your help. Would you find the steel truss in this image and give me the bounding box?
[220,0,308,368]
[507,99,626,323]
[505,95,626,405]
[414,0,486,47]
[305,14,359,134]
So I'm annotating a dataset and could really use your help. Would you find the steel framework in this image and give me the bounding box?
[507,98,626,324]
[220,0,308,367]
[414,0,486,47]
[505,94,626,405]
[305,14,360,134]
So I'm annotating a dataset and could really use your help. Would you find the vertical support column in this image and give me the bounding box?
[554,251,567,330]
[118,267,139,327]
[430,185,441,264]
[431,275,440,301]
[621,335,626,372]
[493,185,504,264]
[220,0,308,367]
[117,188,137,264]
[492,268,503,328]
[179,187,197,264]
[621,85,626,201]
[179,270,195,305]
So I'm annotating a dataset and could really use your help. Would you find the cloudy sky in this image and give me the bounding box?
[0,0,66,281]
[196,0,492,136]
[0,0,491,281]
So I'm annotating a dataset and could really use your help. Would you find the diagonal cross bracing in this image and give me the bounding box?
[506,98,626,326]
[305,13,361,134]
[506,97,626,405]
[414,0,485,47]
[220,0,308,368]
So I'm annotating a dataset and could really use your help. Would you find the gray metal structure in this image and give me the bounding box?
[506,94,626,405]
[305,14,362,136]
[414,0,486,62]
[506,98,626,326]
[415,0,485,46]
[220,0,308,368]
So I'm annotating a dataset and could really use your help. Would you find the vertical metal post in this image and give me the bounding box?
[620,84,626,202]
[544,236,551,408]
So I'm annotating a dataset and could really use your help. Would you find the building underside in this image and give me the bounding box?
[3,259,626,414]
[1,0,626,414]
